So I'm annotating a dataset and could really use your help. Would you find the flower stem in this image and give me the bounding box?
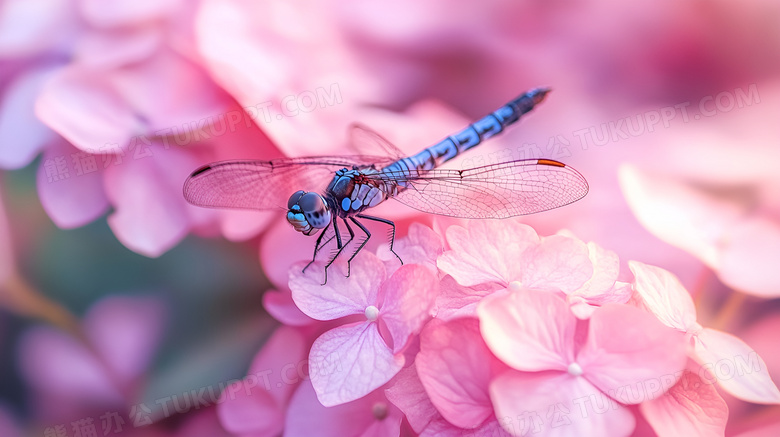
[710,290,746,332]
[0,273,83,340]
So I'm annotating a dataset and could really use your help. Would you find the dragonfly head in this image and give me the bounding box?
[286,190,331,236]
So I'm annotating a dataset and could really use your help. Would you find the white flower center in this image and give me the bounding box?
[567,362,584,377]
[365,305,380,321]
[508,281,523,292]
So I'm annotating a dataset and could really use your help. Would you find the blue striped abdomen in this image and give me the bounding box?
[381,87,550,181]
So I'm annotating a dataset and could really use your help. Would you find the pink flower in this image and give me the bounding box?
[630,261,780,404]
[285,379,403,437]
[18,295,166,424]
[217,326,309,437]
[289,253,438,406]
[437,220,631,318]
[478,287,687,436]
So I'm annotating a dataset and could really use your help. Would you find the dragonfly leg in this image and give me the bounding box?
[322,217,346,285]
[303,221,332,273]
[356,214,403,265]
[341,219,357,277]
[346,217,371,275]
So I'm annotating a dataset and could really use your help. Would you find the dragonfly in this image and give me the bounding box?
[183,88,588,283]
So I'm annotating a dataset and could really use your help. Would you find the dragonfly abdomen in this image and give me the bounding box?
[383,87,551,179]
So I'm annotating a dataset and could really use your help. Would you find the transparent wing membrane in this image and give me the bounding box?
[371,159,588,219]
[183,156,386,211]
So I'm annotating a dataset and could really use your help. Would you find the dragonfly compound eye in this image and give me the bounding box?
[299,192,331,229]
[287,190,306,209]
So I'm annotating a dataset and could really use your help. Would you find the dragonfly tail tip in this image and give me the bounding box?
[531,87,552,104]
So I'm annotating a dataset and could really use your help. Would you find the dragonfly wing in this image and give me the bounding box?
[348,123,406,166]
[372,159,588,219]
[183,156,382,211]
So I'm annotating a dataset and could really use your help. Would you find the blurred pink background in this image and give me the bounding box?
[1,0,779,436]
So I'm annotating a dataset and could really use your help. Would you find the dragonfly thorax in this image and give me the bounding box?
[286,190,331,236]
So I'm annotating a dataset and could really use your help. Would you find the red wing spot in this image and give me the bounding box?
[537,159,565,168]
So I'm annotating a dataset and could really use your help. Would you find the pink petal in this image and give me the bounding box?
[519,235,594,293]
[195,0,374,157]
[248,326,308,406]
[629,261,699,332]
[416,318,498,429]
[437,220,539,287]
[309,322,404,406]
[73,27,163,69]
[175,407,232,437]
[619,165,742,270]
[36,139,109,228]
[82,295,165,382]
[640,370,728,437]
[219,379,284,437]
[104,145,198,257]
[0,66,56,168]
[418,421,470,437]
[376,222,443,275]
[478,287,575,372]
[218,326,306,436]
[490,371,636,437]
[572,242,620,298]
[260,219,317,290]
[219,209,272,242]
[107,49,230,132]
[0,0,76,57]
[569,281,633,320]
[17,326,123,404]
[286,380,401,437]
[35,66,143,153]
[384,366,441,435]
[693,328,780,404]
[434,275,498,321]
[79,0,181,28]
[578,304,687,403]
[290,253,386,321]
[733,422,780,437]
[379,264,438,353]
[262,289,314,326]
[718,217,780,298]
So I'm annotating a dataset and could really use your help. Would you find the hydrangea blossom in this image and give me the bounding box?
[0,0,278,256]
[218,218,780,436]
